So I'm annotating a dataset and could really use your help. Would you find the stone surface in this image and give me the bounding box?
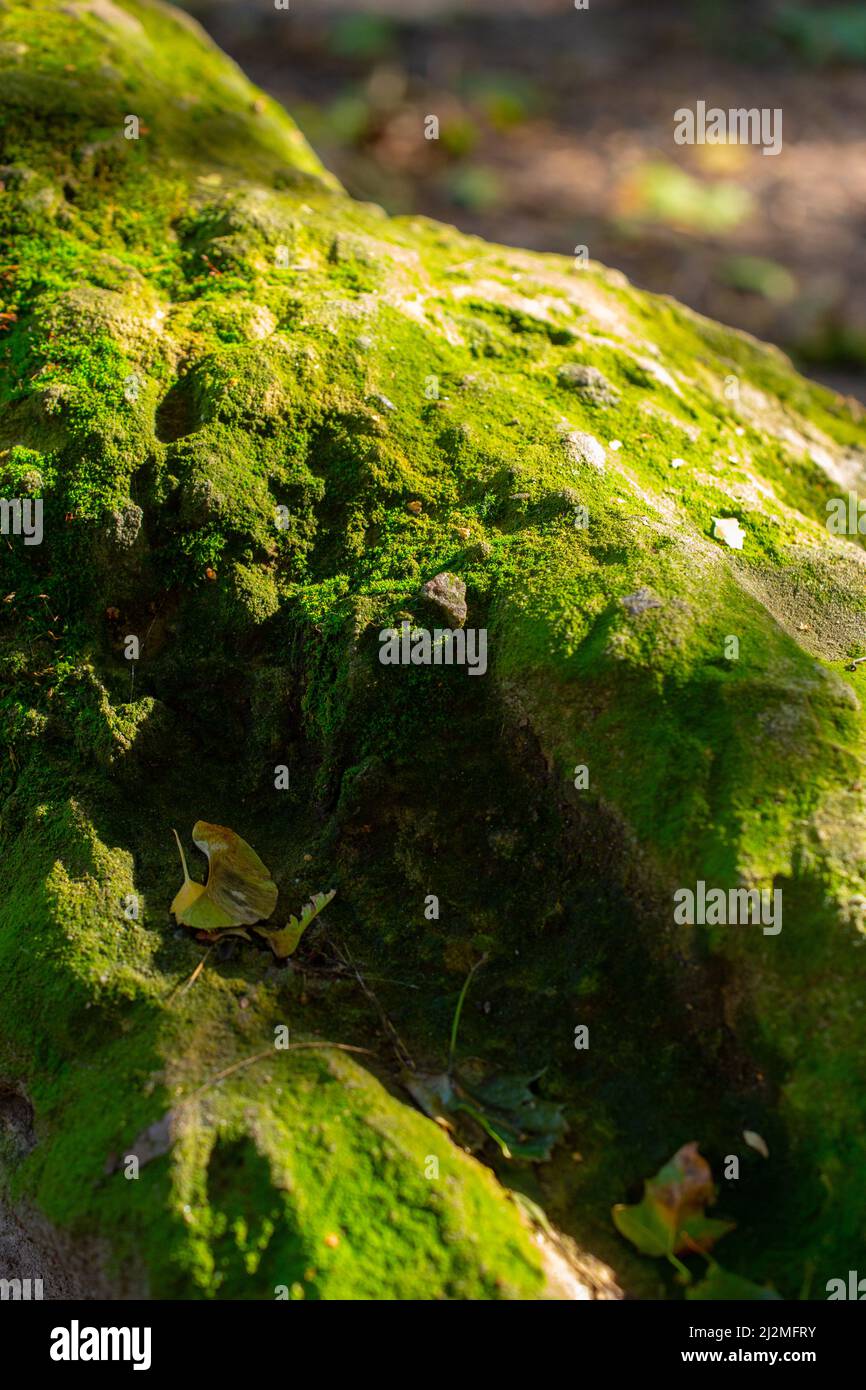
[557,363,620,406]
[420,571,468,628]
[0,0,864,1303]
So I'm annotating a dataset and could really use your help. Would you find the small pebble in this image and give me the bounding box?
[743,1130,770,1159]
[563,430,606,473]
[712,516,746,550]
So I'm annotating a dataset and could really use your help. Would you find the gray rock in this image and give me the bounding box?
[420,571,467,629]
[557,364,619,406]
[563,430,606,473]
[621,587,663,616]
[180,477,224,525]
[102,502,143,550]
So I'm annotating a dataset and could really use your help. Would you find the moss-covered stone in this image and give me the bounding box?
[1,0,864,1299]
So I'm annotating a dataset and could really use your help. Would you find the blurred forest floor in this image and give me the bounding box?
[182,0,866,400]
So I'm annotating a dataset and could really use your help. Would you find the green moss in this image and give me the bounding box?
[1,0,865,1301]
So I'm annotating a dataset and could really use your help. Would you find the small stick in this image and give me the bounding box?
[178,1041,374,1107]
[165,946,213,1004]
[336,941,416,1072]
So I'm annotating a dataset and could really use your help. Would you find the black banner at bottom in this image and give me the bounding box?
[3,1297,861,1376]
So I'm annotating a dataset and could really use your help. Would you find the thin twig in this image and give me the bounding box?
[139,610,161,655]
[178,1041,374,1107]
[360,973,420,989]
[165,946,213,1005]
[336,941,416,1073]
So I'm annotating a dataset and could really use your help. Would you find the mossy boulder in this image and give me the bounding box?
[1,0,864,1300]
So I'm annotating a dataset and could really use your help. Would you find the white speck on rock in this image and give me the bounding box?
[712,516,746,550]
